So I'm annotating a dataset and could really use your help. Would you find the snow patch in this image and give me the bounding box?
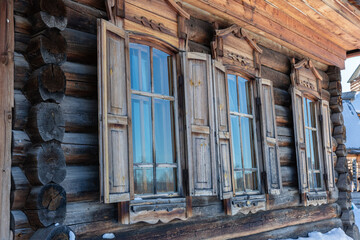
[55,223,59,226]
[269,228,353,240]
[102,233,115,239]
[353,203,360,230]
[69,231,76,240]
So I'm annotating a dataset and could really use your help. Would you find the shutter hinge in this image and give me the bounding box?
[256,97,261,106]
[319,114,323,123]
[261,171,268,194]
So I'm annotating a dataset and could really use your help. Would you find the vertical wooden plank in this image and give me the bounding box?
[290,87,309,194]
[0,0,14,239]
[257,79,282,195]
[212,60,234,199]
[98,19,133,203]
[183,52,217,196]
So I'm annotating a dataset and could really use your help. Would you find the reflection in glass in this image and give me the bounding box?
[130,43,151,92]
[241,117,256,169]
[154,99,175,164]
[153,49,172,95]
[314,173,321,189]
[238,77,252,114]
[134,168,154,194]
[132,95,153,164]
[228,74,238,112]
[231,116,242,169]
[156,168,176,193]
[245,171,258,191]
[234,171,244,192]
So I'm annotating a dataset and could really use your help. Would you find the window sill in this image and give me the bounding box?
[129,197,187,224]
[305,191,328,206]
[230,194,266,215]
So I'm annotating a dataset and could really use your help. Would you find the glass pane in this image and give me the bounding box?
[231,116,242,169]
[130,43,151,92]
[238,77,252,114]
[228,74,238,112]
[314,172,322,189]
[132,95,153,164]
[153,48,172,96]
[134,168,154,194]
[241,117,256,169]
[310,130,320,170]
[244,171,258,191]
[156,168,177,193]
[303,98,309,127]
[308,100,316,128]
[234,171,244,192]
[154,99,175,164]
[305,129,312,170]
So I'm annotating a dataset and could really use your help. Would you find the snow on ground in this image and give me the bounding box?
[353,203,360,232]
[269,228,353,240]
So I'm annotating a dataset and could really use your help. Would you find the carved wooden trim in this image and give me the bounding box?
[165,0,190,19]
[230,195,266,215]
[305,191,328,206]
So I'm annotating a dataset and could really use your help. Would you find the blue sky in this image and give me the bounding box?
[341,56,360,92]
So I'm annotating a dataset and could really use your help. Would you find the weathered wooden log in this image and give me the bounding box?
[335,157,348,174]
[281,166,297,186]
[31,0,67,32]
[279,147,295,166]
[27,102,65,143]
[14,52,30,90]
[346,224,360,240]
[24,64,66,104]
[327,66,341,82]
[332,137,338,152]
[262,66,290,90]
[30,225,74,240]
[61,165,99,202]
[334,134,345,145]
[330,96,342,106]
[336,173,351,192]
[336,144,347,157]
[260,47,290,75]
[337,191,351,210]
[330,104,343,113]
[276,105,291,126]
[277,126,293,137]
[342,209,355,226]
[278,136,293,147]
[334,125,346,136]
[14,90,97,133]
[26,28,67,69]
[62,27,97,65]
[25,141,66,185]
[320,89,330,102]
[12,130,98,166]
[25,184,67,227]
[186,17,213,46]
[318,70,329,90]
[11,210,34,240]
[331,113,344,126]
[64,0,106,35]
[329,81,342,96]
[274,88,290,106]
[15,32,31,54]
[15,15,31,36]
[11,167,30,210]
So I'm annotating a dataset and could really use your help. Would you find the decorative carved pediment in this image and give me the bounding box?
[230,195,266,215]
[290,58,323,98]
[211,24,262,77]
[305,191,328,206]
[105,0,190,49]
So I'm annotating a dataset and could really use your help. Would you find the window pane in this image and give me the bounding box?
[153,48,172,96]
[234,171,244,192]
[238,77,252,114]
[231,115,242,169]
[228,74,238,112]
[154,99,175,164]
[244,171,258,191]
[132,95,153,164]
[303,98,309,127]
[314,172,322,189]
[156,168,176,193]
[130,43,151,92]
[241,117,256,169]
[134,168,154,194]
[305,129,312,169]
[310,130,320,170]
[307,99,317,128]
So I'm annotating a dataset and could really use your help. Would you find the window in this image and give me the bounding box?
[130,43,178,196]
[303,98,323,190]
[228,74,260,194]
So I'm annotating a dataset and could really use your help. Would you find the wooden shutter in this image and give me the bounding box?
[98,19,133,203]
[321,99,335,192]
[182,52,217,196]
[290,87,309,194]
[212,60,234,199]
[257,79,282,195]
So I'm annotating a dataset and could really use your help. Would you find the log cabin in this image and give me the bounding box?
[1,0,360,239]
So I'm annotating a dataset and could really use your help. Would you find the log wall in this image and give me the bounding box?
[11,0,345,239]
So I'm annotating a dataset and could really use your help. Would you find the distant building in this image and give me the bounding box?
[348,64,360,92]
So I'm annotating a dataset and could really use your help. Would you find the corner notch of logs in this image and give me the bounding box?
[20,0,75,238]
